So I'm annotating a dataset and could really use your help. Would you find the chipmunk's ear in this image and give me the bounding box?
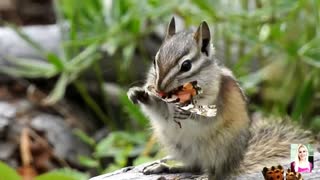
[194,21,211,56]
[165,17,176,40]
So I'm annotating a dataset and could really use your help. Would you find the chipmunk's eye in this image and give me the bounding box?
[180,60,192,72]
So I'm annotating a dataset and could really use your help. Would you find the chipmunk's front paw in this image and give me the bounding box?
[142,161,170,175]
[127,87,150,104]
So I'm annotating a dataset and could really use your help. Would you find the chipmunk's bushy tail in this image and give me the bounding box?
[238,117,313,174]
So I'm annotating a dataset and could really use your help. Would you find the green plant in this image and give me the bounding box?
[0,0,181,129]
[0,161,89,180]
[74,129,158,174]
[0,161,21,180]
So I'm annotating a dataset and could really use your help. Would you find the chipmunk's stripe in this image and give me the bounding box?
[182,58,212,80]
[159,47,201,91]
[156,46,189,91]
[217,74,250,129]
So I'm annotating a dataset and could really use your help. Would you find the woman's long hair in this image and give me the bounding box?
[294,144,309,172]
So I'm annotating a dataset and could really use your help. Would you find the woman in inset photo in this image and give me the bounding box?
[291,144,313,173]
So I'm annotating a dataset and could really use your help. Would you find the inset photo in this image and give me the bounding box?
[290,144,314,173]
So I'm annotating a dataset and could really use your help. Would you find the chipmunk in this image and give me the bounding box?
[127,17,313,179]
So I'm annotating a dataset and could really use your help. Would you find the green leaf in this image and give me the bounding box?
[0,67,54,78]
[41,169,89,180]
[78,156,99,168]
[299,37,320,68]
[73,129,96,147]
[66,44,101,81]
[95,131,146,158]
[0,161,21,180]
[104,163,122,173]
[310,116,320,131]
[67,43,99,68]
[121,43,135,71]
[5,57,53,70]
[291,72,315,121]
[95,132,126,158]
[43,72,69,105]
[35,172,77,180]
[69,54,101,81]
[259,24,271,42]
[2,57,57,78]
[192,0,218,19]
[53,168,89,180]
[114,147,132,166]
[102,35,120,55]
[47,53,65,70]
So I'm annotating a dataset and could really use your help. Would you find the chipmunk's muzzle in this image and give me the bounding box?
[148,81,202,104]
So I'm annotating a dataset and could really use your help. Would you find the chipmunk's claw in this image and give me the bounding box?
[142,161,170,175]
[127,87,150,104]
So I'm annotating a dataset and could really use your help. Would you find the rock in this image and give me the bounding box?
[0,116,9,137]
[0,142,17,160]
[0,99,33,119]
[90,152,320,180]
[0,25,61,61]
[0,101,17,118]
[0,84,97,170]
[14,99,34,115]
[30,114,91,164]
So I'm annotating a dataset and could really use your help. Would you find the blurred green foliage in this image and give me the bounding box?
[0,161,21,180]
[75,129,157,173]
[0,161,89,180]
[0,0,319,176]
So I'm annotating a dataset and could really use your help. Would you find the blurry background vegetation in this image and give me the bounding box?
[0,0,319,178]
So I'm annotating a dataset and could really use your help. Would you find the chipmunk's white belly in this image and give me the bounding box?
[166,119,221,169]
[146,110,224,170]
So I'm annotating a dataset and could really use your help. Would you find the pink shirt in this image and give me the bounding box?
[291,161,312,173]
[298,167,311,173]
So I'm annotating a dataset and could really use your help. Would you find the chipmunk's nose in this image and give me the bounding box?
[148,84,166,98]
[157,91,166,98]
[154,84,166,97]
